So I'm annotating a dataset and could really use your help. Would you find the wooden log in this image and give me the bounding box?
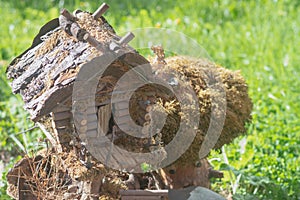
[119,32,135,46]
[59,11,87,41]
[92,3,109,19]
[60,9,77,22]
[80,119,87,126]
[144,113,151,121]
[60,8,105,48]
[83,33,106,52]
[146,105,153,113]
[141,125,150,137]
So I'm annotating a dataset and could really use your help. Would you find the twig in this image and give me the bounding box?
[14,125,39,136]
[36,122,58,147]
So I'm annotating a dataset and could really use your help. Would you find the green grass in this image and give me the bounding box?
[0,0,299,199]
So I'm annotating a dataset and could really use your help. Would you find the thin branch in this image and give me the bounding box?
[14,125,39,136]
[36,122,58,147]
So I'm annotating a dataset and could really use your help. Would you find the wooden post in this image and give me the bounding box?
[119,32,135,46]
[61,9,77,21]
[109,32,135,51]
[92,3,109,19]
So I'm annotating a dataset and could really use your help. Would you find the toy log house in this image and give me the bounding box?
[6,3,252,200]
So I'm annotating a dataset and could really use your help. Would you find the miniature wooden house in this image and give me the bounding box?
[6,3,252,200]
[6,4,162,199]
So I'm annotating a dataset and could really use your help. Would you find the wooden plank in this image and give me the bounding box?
[79,125,87,133]
[88,137,111,148]
[53,104,71,113]
[113,101,129,110]
[89,142,120,169]
[116,121,139,134]
[54,119,70,128]
[112,91,133,101]
[110,146,139,170]
[87,113,98,122]
[117,123,131,131]
[87,121,98,130]
[95,99,110,107]
[115,115,131,124]
[86,129,98,138]
[56,128,67,134]
[86,106,97,115]
[97,104,111,135]
[87,137,139,171]
[114,108,129,118]
[52,111,72,121]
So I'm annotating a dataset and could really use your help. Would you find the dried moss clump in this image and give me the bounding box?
[152,56,252,166]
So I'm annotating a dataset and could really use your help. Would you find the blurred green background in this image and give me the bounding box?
[0,0,299,199]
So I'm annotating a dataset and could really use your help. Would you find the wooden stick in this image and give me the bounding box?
[59,12,86,41]
[36,122,58,147]
[92,3,109,19]
[119,32,135,46]
[60,9,77,21]
[83,33,106,51]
